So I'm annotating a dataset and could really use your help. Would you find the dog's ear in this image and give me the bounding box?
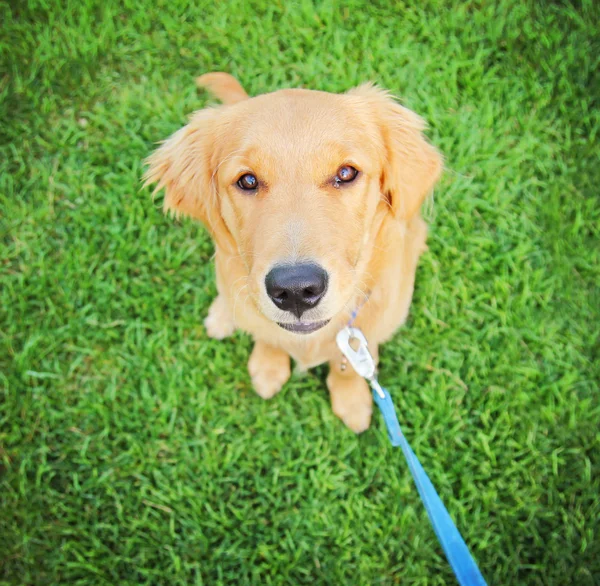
[348,84,443,220]
[144,108,235,249]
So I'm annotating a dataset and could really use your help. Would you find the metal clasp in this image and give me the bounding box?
[335,327,384,398]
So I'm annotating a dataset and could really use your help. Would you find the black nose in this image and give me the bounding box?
[265,263,328,319]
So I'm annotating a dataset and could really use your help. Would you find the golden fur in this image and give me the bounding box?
[145,73,442,432]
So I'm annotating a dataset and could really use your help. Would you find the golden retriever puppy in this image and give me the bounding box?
[145,73,442,433]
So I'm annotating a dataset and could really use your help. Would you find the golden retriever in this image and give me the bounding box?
[145,72,442,433]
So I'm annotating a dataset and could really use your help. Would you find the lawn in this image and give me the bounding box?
[1,0,599,584]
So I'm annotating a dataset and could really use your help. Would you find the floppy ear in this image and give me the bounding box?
[348,84,443,220]
[144,109,235,249]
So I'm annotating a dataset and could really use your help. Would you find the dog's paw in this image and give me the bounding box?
[204,296,236,340]
[327,373,372,433]
[248,343,291,400]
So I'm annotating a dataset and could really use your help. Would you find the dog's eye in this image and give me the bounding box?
[237,173,258,191]
[334,165,359,187]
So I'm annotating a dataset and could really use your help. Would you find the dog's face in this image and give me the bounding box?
[146,80,441,335]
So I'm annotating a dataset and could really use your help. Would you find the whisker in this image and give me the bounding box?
[232,282,249,321]
[230,274,249,290]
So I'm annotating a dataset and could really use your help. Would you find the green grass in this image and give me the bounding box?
[1,0,599,584]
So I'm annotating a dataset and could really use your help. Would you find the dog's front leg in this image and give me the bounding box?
[204,295,237,339]
[327,344,378,433]
[248,340,291,400]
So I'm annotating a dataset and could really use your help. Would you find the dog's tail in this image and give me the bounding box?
[196,72,248,105]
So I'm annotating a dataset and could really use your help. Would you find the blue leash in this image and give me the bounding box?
[336,327,487,586]
[373,384,487,585]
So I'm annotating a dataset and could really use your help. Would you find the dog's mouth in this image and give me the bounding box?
[277,319,330,334]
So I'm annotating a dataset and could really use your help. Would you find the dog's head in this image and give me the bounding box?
[145,73,442,335]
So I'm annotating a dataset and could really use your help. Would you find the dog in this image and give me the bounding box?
[145,72,442,433]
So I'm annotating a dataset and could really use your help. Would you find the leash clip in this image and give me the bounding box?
[335,327,384,398]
